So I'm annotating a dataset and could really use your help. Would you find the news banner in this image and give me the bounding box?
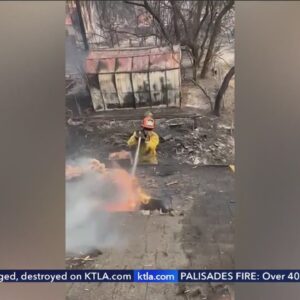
[1,270,300,283]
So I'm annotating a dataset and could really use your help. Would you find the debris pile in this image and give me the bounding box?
[172,127,234,166]
[66,250,103,269]
[103,133,129,147]
[159,116,234,166]
[67,114,234,166]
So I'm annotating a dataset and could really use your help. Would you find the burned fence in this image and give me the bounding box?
[85,46,181,111]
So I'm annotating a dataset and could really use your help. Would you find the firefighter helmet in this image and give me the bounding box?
[141,116,155,129]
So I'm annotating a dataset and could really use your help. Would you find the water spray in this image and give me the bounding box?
[131,136,141,176]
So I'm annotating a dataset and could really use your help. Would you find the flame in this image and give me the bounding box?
[66,159,151,212]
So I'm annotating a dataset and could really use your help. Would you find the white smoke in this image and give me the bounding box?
[65,157,128,255]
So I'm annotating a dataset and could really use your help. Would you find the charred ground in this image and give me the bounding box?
[66,109,235,300]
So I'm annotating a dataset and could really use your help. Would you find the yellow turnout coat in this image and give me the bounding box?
[127,131,159,165]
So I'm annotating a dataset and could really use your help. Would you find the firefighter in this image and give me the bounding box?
[127,116,159,165]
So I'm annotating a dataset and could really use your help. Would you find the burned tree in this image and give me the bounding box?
[200,0,234,78]
[92,1,136,48]
[214,66,234,116]
[124,0,234,80]
[68,1,234,78]
[69,1,136,49]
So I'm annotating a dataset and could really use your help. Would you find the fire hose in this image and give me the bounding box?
[131,136,141,176]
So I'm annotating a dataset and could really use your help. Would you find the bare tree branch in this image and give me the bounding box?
[143,0,171,43]
[194,0,209,40]
[195,0,204,25]
[191,79,213,111]
[200,0,234,78]
[214,66,235,115]
[170,0,189,39]
[124,0,172,45]
[173,17,181,42]
[197,1,215,67]
[80,0,235,83]
[123,0,145,8]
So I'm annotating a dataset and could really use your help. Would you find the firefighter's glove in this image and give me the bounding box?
[136,130,146,141]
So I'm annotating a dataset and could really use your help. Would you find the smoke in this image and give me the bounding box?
[66,157,128,255]
[65,34,89,96]
[65,34,87,75]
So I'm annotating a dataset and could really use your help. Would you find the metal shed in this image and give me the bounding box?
[85,45,181,111]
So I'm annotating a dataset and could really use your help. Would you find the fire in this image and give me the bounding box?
[65,159,105,180]
[66,159,151,212]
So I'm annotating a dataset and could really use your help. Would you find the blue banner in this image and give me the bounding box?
[179,270,300,282]
[134,270,178,283]
[0,270,133,283]
[1,270,300,283]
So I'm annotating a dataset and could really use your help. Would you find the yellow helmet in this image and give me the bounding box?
[144,110,153,118]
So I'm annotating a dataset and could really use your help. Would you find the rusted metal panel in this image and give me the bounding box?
[98,58,116,74]
[165,52,181,69]
[86,74,105,111]
[149,53,167,71]
[166,69,180,107]
[85,59,98,74]
[149,71,167,106]
[98,74,120,109]
[132,55,149,72]
[148,53,169,106]
[115,57,134,107]
[132,55,150,107]
[85,45,181,110]
[97,57,120,109]
[115,57,132,73]
[86,45,181,60]
[115,73,135,108]
[132,72,150,107]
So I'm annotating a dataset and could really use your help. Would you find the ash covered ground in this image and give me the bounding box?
[66,112,235,300]
[66,111,234,166]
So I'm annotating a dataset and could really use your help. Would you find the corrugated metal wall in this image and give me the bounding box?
[85,46,181,111]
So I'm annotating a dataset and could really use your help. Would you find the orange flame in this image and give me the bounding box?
[66,159,151,212]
